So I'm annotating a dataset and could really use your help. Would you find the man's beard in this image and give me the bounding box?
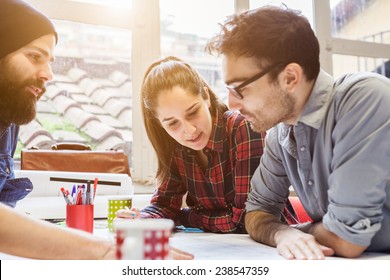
[243,88,296,133]
[0,60,45,126]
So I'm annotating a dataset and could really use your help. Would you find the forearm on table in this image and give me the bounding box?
[245,210,290,246]
[27,224,114,260]
[298,221,367,258]
[0,206,113,260]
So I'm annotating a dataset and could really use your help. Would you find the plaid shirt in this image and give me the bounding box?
[141,110,264,233]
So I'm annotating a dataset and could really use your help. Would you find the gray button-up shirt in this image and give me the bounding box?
[247,70,390,252]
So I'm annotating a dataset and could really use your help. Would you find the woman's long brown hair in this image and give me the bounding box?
[141,56,227,182]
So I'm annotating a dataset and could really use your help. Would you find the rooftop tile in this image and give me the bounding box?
[78,77,104,96]
[117,110,132,128]
[52,95,82,114]
[81,120,123,142]
[96,136,131,154]
[64,107,100,129]
[102,99,131,118]
[51,130,87,143]
[97,114,128,129]
[81,104,108,115]
[54,82,84,95]
[36,100,57,114]
[109,70,131,86]
[20,59,133,158]
[67,68,87,82]
[19,120,53,147]
[23,134,55,150]
[45,84,66,100]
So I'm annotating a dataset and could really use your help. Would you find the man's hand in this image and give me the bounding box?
[274,227,334,260]
[246,210,334,260]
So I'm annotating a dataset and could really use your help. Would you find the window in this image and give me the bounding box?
[249,0,390,79]
[332,54,389,78]
[18,1,133,168]
[331,0,390,42]
[160,0,235,103]
[330,0,390,77]
[250,0,314,25]
[18,0,388,185]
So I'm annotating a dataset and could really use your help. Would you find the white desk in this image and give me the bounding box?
[169,231,390,260]
[1,221,389,260]
[170,231,283,260]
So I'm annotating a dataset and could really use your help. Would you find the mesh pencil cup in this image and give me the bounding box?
[107,196,132,232]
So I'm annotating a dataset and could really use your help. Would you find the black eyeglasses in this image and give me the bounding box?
[226,63,284,100]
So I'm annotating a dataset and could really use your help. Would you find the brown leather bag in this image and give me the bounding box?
[21,143,131,176]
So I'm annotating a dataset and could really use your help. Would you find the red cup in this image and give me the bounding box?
[66,204,94,233]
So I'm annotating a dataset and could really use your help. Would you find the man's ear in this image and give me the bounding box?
[283,63,302,91]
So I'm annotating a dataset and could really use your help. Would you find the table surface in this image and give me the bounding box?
[1,220,389,260]
[169,231,390,260]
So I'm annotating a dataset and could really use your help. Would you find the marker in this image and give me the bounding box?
[71,185,77,204]
[93,177,99,199]
[81,184,86,205]
[65,189,73,205]
[60,187,72,205]
[89,184,94,205]
[86,181,91,205]
[75,187,82,205]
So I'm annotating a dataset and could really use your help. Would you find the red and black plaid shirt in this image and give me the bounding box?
[141,110,264,233]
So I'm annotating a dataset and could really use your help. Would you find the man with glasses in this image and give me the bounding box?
[207,5,390,259]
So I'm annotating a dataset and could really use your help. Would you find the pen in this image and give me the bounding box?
[75,187,82,205]
[90,184,94,204]
[86,181,91,205]
[93,177,98,199]
[60,187,72,205]
[71,184,76,197]
[65,189,73,205]
[81,184,86,205]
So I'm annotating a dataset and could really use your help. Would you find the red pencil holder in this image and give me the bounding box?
[66,204,94,233]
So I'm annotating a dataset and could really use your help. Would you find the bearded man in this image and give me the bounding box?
[0,0,57,207]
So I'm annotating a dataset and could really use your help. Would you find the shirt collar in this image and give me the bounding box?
[298,70,334,129]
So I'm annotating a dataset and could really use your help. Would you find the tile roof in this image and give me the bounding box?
[19,58,133,165]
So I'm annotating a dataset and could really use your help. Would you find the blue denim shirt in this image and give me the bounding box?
[0,123,33,207]
[247,70,390,252]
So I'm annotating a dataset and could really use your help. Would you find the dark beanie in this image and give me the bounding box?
[0,0,58,59]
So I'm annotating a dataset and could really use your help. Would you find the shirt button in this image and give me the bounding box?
[308,180,313,186]
[300,146,306,152]
[6,167,10,174]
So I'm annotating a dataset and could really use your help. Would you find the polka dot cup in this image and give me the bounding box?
[114,218,174,260]
[107,196,132,232]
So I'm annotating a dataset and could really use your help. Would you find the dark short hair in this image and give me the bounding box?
[206,5,320,81]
